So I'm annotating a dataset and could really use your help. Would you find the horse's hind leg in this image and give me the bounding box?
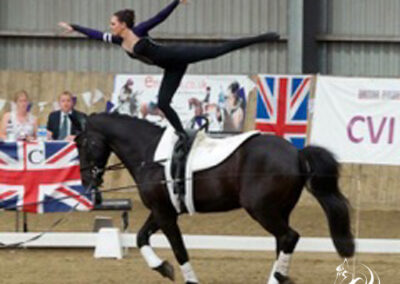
[272,227,299,284]
[137,213,175,281]
[245,206,299,284]
[153,209,199,284]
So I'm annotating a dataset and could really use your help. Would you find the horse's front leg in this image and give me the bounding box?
[154,209,199,284]
[137,213,175,281]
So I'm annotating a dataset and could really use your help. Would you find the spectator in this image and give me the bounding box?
[47,91,87,141]
[0,90,38,141]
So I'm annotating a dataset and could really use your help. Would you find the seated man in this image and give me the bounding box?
[47,91,87,141]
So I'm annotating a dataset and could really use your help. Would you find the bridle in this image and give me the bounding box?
[75,132,109,191]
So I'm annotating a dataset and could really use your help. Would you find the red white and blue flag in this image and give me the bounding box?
[255,75,311,149]
[0,142,93,213]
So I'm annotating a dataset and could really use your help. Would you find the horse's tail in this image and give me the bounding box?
[299,146,355,258]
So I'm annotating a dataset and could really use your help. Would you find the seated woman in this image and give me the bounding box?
[0,90,38,141]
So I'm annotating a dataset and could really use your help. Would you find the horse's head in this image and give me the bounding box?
[74,121,111,190]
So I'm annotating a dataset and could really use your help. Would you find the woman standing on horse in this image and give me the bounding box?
[58,0,279,145]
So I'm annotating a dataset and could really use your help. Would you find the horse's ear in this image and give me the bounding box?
[74,131,85,147]
[68,113,83,132]
[74,133,81,144]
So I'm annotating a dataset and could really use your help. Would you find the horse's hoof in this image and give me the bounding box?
[153,261,175,281]
[185,282,199,284]
[274,272,295,284]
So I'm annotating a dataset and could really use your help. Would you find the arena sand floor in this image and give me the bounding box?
[0,191,399,283]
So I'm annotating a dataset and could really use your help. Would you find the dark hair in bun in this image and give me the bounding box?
[114,9,135,28]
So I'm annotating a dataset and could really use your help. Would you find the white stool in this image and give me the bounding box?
[94,228,123,259]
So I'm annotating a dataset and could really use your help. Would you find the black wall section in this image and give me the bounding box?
[303,0,323,73]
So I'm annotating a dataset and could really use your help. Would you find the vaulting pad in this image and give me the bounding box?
[154,127,260,214]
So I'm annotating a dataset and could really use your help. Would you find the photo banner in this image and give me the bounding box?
[112,75,255,132]
[310,76,400,165]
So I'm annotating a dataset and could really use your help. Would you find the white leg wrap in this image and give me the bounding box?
[140,245,163,268]
[267,261,279,284]
[180,262,198,283]
[275,252,292,276]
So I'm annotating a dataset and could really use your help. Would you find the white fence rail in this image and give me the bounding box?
[0,233,399,254]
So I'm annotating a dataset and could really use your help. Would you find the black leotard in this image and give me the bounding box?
[71,0,279,133]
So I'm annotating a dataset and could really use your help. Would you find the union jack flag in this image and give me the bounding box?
[0,141,93,213]
[255,75,311,149]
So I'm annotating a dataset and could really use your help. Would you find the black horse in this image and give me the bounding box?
[75,113,354,284]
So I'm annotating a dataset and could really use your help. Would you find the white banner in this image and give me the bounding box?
[112,75,255,132]
[310,76,400,165]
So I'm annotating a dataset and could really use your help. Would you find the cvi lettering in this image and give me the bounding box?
[347,116,395,144]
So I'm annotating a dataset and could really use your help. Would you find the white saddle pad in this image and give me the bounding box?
[154,127,260,214]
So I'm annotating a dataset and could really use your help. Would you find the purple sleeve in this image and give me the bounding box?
[71,24,123,45]
[133,0,180,37]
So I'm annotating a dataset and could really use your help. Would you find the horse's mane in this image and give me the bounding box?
[86,112,163,136]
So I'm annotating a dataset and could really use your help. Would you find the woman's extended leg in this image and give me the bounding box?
[154,33,279,132]
[157,65,188,134]
[159,32,279,66]
[157,65,190,201]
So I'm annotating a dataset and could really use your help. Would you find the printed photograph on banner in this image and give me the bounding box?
[111,75,255,132]
[255,75,312,149]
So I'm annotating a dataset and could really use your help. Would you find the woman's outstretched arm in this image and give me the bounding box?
[134,0,185,37]
[58,22,123,45]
